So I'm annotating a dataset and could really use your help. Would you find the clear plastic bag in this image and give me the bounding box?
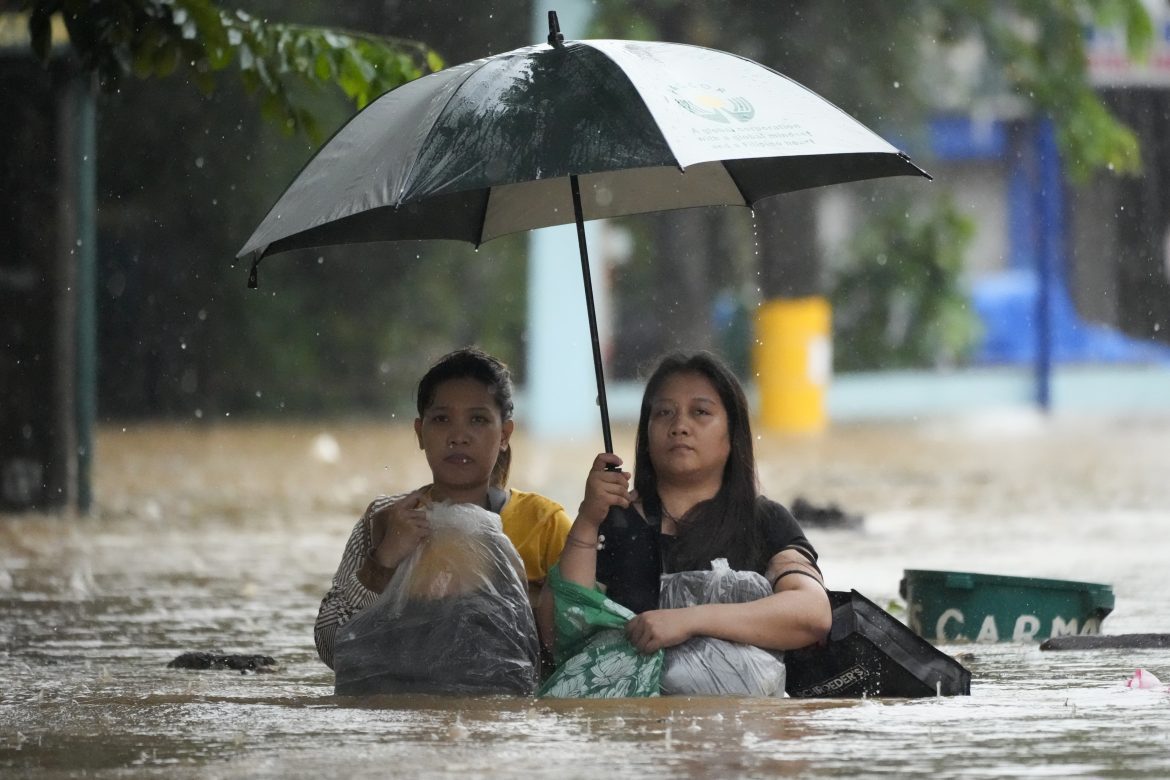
[333,502,540,696]
[658,558,787,697]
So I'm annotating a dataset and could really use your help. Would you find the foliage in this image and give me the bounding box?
[18,0,442,139]
[57,1,543,419]
[586,0,1152,370]
[927,0,1151,179]
[591,0,1152,180]
[829,198,981,371]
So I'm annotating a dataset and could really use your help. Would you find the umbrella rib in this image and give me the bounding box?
[717,161,753,208]
[474,188,493,248]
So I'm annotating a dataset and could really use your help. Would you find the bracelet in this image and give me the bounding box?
[564,531,604,550]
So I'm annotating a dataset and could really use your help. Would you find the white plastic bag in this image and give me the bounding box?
[658,558,787,697]
[334,502,540,696]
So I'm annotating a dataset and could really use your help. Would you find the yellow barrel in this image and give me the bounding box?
[753,297,831,433]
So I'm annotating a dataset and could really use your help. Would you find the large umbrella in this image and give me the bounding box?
[238,12,930,451]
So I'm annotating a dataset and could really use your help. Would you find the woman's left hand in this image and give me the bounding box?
[626,608,696,653]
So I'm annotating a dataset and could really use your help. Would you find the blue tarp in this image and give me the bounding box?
[970,270,1170,366]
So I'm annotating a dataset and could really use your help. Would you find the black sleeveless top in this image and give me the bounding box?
[594,497,819,614]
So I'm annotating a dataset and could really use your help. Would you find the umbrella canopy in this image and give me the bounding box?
[238,13,930,449]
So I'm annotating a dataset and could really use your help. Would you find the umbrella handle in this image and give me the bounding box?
[570,174,615,460]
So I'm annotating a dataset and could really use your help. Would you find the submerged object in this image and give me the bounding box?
[785,590,971,698]
[790,497,864,530]
[1126,668,1168,690]
[1041,634,1170,651]
[901,569,1114,644]
[167,652,277,672]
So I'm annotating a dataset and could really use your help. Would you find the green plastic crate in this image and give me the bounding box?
[900,569,1115,644]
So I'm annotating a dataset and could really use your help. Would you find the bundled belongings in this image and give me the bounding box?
[538,565,664,699]
[333,502,540,696]
[785,590,971,697]
[658,559,787,697]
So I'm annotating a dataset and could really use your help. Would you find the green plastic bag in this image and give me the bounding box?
[538,564,663,698]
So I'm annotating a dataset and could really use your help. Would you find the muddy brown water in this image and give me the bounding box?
[3,413,1170,778]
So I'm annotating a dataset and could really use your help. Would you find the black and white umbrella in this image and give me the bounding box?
[239,12,930,450]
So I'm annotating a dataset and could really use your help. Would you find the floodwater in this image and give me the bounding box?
[3,412,1170,778]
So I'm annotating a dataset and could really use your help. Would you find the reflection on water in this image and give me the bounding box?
[3,414,1170,777]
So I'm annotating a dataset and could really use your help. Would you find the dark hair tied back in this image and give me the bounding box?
[416,347,514,487]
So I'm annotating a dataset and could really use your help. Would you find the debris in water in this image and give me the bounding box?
[1127,668,1169,691]
[790,496,863,529]
[166,652,277,672]
[447,716,469,740]
[1042,634,1170,651]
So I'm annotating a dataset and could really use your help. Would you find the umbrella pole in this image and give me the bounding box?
[569,174,615,455]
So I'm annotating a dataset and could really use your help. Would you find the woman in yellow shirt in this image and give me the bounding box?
[314,347,572,671]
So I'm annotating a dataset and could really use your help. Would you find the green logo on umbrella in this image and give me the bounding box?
[671,86,755,124]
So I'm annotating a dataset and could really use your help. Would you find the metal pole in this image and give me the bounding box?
[1033,120,1054,412]
[74,73,98,512]
[570,174,614,454]
[526,0,601,444]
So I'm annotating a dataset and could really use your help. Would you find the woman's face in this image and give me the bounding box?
[414,377,512,499]
[646,371,731,487]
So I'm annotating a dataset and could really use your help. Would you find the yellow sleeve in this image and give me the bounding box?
[499,489,574,583]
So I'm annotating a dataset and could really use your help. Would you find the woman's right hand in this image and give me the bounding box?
[576,453,635,530]
[371,489,432,569]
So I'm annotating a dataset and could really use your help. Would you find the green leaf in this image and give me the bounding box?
[237,40,254,71]
[154,39,180,77]
[314,50,333,81]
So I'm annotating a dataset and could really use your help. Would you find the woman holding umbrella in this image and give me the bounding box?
[552,351,831,658]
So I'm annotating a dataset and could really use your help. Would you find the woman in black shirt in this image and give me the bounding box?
[553,351,831,654]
